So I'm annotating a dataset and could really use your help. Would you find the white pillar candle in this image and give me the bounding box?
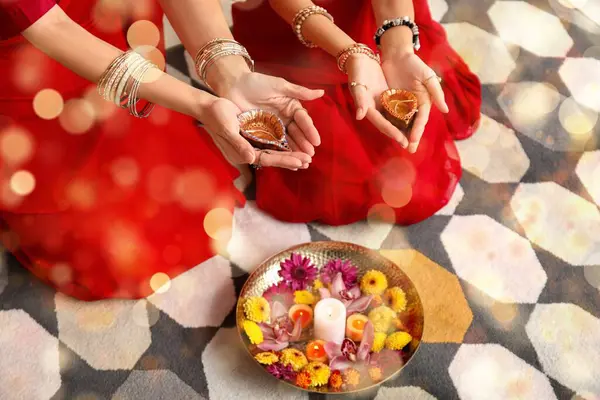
[314,298,347,344]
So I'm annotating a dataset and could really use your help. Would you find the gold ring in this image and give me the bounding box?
[349,81,369,91]
[423,75,442,84]
[253,150,271,170]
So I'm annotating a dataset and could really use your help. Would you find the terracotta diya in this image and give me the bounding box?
[380,89,418,132]
[238,109,290,151]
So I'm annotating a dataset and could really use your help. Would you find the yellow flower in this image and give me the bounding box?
[368,366,383,382]
[280,348,308,371]
[254,352,279,365]
[343,368,361,388]
[368,306,397,333]
[243,297,270,323]
[303,362,331,387]
[242,320,263,344]
[294,290,316,305]
[360,270,388,295]
[385,331,413,350]
[384,287,407,312]
[312,279,324,291]
[372,332,387,352]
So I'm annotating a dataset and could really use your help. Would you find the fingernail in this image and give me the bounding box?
[408,143,418,153]
[291,168,299,171]
[302,163,309,169]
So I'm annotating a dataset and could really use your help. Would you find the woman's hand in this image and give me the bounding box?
[220,72,324,158]
[381,51,449,153]
[197,97,313,170]
[345,54,409,149]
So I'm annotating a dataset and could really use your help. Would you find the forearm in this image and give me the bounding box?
[371,0,415,58]
[268,0,355,56]
[159,0,251,96]
[22,5,213,119]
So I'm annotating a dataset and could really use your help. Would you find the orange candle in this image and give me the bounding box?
[306,340,328,363]
[346,314,369,342]
[289,304,313,329]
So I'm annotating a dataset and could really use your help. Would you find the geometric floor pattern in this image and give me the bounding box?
[2,0,600,399]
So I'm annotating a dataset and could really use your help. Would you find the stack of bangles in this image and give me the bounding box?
[97,50,159,118]
[336,43,380,74]
[194,38,254,90]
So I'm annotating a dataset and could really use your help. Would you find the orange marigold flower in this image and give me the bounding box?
[296,371,312,389]
[343,368,361,388]
[369,366,383,382]
[329,370,343,390]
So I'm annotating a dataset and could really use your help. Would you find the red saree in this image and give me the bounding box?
[0,0,480,301]
[231,0,481,226]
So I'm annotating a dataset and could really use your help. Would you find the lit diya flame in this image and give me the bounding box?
[237,109,291,152]
[380,89,418,132]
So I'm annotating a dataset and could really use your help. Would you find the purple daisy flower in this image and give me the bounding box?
[321,259,358,287]
[278,253,317,290]
[266,362,297,381]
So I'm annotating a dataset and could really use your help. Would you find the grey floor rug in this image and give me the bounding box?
[2,0,600,399]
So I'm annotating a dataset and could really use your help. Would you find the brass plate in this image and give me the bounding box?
[236,241,424,394]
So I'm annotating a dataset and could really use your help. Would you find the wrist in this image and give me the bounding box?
[380,28,415,61]
[193,89,218,122]
[204,55,252,97]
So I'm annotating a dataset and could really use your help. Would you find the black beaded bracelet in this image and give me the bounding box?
[374,16,420,51]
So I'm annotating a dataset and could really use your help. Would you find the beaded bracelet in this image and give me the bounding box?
[194,38,254,89]
[336,44,381,74]
[292,5,334,48]
[374,16,420,51]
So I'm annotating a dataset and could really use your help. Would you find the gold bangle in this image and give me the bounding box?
[194,38,254,89]
[336,43,380,74]
[97,50,158,118]
[292,6,334,48]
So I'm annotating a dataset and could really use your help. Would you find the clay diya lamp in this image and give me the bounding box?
[288,304,313,329]
[305,339,328,363]
[346,314,369,342]
[380,89,418,132]
[237,109,290,151]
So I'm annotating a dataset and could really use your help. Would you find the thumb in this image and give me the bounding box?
[222,124,255,164]
[281,81,325,101]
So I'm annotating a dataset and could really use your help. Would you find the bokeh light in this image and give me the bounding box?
[9,170,35,196]
[583,266,600,290]
[150,272,171,293]
[59,99,96,135]
[110,157,140,188]
[0,126,34,166]
[127,20,160,49]
[76,308,115,332]
[49,263,73,287]
[92,0,126,33]
[382,184,412,208]
[490,302,518,327]
[175,169,216,210]
[13,46,45,93]
[203,208,233,240]
[505,82,561,126]
[33,89,64,120]
[147,165,177,203]
[66,180,96,210]
[367,203,396,226]
[135,45,166,72]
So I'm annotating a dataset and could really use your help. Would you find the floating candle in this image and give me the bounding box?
[346,314,369,342]
[314,298,347,344]
[288,304,313,329]
[306,340,328,363]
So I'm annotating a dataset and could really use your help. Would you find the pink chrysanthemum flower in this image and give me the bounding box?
[321,259,358,287]
[278,253,317,291]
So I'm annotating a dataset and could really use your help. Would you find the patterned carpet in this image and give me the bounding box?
[2,0,600,399]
